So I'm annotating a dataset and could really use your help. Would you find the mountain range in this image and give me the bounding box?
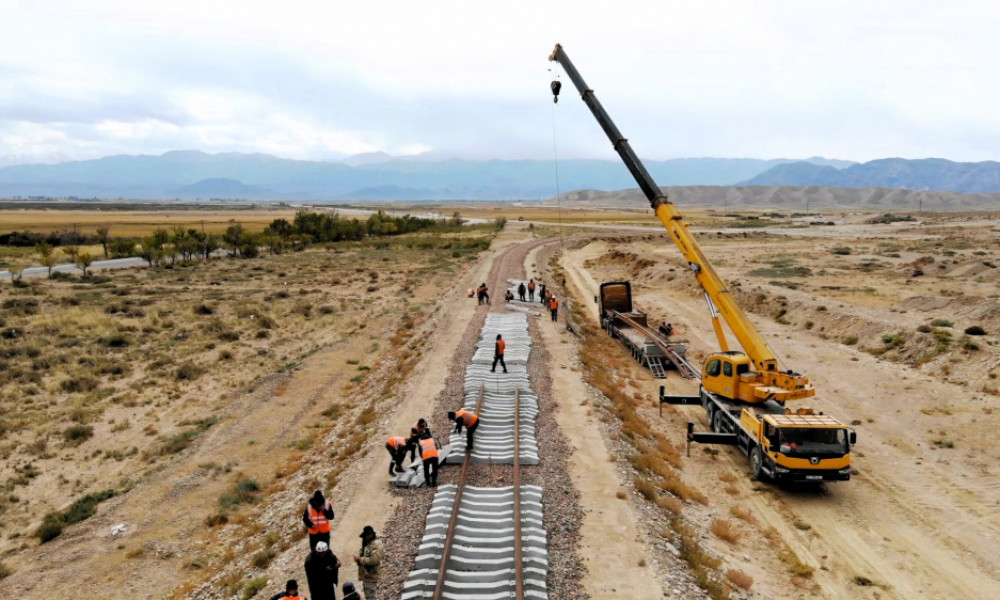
[0,151,848,201]
[742,158,1000,194]
[0,151,998,200]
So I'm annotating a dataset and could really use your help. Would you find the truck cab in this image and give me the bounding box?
[741,409,855,482]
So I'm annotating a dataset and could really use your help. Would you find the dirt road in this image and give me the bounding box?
[561,239,1000,600]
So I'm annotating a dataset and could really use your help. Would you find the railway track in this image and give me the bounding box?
[402,312,548,599]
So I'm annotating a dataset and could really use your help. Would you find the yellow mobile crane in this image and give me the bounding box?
[550,44,855,482]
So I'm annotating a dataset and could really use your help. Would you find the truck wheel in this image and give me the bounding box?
[706,408,715,430]
[749,447,763,479]
[713,410,725,434]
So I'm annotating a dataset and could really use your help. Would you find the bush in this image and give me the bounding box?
[965,325,986,336]
[194,304,214,315]
[176,362,205,381]
[830,246,852,255]
[34,488,120,542]
[930,319,953,327]
[842,336,858,346]
[61,376,99,393]
[63,424,94,445]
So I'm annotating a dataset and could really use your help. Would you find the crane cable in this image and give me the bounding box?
[549,72,563,247]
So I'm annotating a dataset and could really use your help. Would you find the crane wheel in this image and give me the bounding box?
[750,447,763,479]
[713,410,725,434]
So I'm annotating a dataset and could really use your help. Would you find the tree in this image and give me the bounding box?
[109,239,136,258]
[223,222,244,257]
[76,252,94,277]
[203,234,220,261]
[95,226,111,258]
[62,245,79,263]
[139,238,162,268]
[37,243,57,278]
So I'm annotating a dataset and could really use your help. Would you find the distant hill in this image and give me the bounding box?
[0,150,851,201]
[743,158,1000,194]
[558,185,1000,211]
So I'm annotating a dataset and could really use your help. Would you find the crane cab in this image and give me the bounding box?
[702,351,814,404]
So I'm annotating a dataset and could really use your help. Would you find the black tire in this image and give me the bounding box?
[713,410,725,434]
[749,446,763,479]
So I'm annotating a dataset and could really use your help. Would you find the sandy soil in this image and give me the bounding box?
[560,226,1000,599]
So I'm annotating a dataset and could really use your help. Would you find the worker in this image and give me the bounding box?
[342,582,362,600]
[305,541,340,600]
[467,288,475,298]
[527,278,535,301]
[504,289,514,302]
[385,435,415,475]
[353,525,385,600]
[549,296,559,322]
[662,322,674,337]
[448,409,480,452]
[303,490,334,550]
[412,418,431,439]
[268,579,302,600]
[491,333,507,373]
[540,284,548,305]
[518,281,526,301]
[418,431,439,487]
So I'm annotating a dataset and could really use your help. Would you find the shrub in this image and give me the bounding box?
[194,304,214,315]
[830,246,852,255]
[63,424,94,445]
[252,548,277,568]
[930,319,953,327]
[916,324,932,333]
[176,362,205,381]
[965,325,986,336]
[726,568,754,590]
[61,376,99,393]
[241,577,269,600]
[960,336,980,351]
[881,332,904,347]
[710,518,741,544]
[34,488,120,542]
[842,336,858,346]
[204,513,228,527]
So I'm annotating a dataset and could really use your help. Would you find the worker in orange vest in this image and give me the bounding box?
[491,333,507,373]
[549,296,559,322]
[268,579,303,600]
[527,278,536,301]
[303,490,334,550]
[448,409,480,452]
[418,432,440,487]
[385,435,415,475]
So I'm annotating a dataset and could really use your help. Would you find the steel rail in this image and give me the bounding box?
[513,386,525,600]
[613,311,699,377]
[431,383,486,600]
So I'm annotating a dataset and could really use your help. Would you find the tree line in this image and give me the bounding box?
[9,210,465,276]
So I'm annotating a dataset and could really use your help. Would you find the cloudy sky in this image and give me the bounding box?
[2,1,999,166]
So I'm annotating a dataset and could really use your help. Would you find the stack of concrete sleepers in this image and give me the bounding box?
[455,313,539,465]
[401,485,549,599]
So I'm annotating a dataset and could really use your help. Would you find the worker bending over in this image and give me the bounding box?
[491,333,507,373]
[448,409,480,452]
[418,431,440,487]
[385,435,415,475]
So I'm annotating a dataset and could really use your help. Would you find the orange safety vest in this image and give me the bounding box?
[455,409,479,427]
[497,339,506,355]
[419,437,438,460]
[528,281,535,290]
[307,504,331,534]
[550,298,558,310]
[388,436,407,449]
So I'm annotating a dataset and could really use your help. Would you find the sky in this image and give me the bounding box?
[2,0,1000,166]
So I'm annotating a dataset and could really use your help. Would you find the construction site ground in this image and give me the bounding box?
[2,208,999,600]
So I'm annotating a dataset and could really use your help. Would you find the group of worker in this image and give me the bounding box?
[384,408,481,486]
[269,491,383,600]
[515,279,559,321]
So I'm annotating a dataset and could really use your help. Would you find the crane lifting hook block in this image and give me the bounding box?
[551,80,562,103]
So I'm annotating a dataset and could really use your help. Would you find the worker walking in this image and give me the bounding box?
[303,490,334,550]
[549,296,559,322]
[268,580,303,600]
[418,432,439,487]
[528,278,535,301]
[305,541,340,600]
[491,333,507,373]
[448,409,480,452]
[353,525,385,600]
[385,435,415,475]
[518,281,526,301]
[541,285,549,305]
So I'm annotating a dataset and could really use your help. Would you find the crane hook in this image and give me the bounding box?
[550,79,562,103]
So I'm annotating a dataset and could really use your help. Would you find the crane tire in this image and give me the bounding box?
[750,447,763,479]
[713,410,725,434]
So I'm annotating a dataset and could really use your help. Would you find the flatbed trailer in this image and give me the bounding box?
[662,386,855,483]
[599,282,697,379]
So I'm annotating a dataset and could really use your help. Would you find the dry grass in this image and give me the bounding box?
[729,505,757,525]
[726,568,754,590]
[710,518,742,544]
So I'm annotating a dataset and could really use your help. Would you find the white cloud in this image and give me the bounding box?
[2,0,1000,164]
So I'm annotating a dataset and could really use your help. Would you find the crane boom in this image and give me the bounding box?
[549,43,813,401]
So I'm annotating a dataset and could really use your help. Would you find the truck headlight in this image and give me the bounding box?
[774,466,790,474]
[839,468,851,474]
